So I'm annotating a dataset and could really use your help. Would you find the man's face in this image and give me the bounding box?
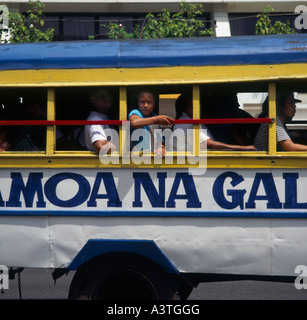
[92,94,111,114]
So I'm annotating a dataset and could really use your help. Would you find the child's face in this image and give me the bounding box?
[138,92,154,117]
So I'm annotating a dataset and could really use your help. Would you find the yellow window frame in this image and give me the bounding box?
[2,81,307,170]
[268,82,277,156]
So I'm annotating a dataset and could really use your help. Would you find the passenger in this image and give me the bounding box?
[253,91,307,151]
[4,94,80,152]
[64,126,86,150]
[0,101,11,151]
[172,94,256,151]
[203,91,258,145]
[84,89,117,153]
[56,126,87,151]
[13,99,47,151]
[128,90,174,156]
[0,125,11,151]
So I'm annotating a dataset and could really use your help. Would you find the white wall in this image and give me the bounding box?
[2,0,305,14]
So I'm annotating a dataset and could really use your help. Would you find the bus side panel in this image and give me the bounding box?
[271,218,307,275]
[49,216,272,274]
[48,216,307,277]
[1,216,307,277]
[0,167,307,278]
[0,216,50,268]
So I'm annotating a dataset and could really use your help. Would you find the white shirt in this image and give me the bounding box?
[84,111,113,151]
[172,113,214,151]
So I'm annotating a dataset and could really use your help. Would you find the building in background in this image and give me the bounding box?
[1,0,306,40]
[1,0,306,117]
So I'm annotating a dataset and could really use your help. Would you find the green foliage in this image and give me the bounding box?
[1,0,54,43]
[97,2,214,40]
[255,5,295,35]
[103,22,137,40]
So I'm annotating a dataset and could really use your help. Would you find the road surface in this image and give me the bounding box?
[1,268,307,300]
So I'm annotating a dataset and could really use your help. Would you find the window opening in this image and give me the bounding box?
[0,88,47,152]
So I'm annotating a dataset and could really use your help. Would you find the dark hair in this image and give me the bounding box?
[258,91,295,118]
[277,91,294,107]
[92,88,111,100]
[175,94,191,119]
[258,97,268,118]
[137,90,157,105]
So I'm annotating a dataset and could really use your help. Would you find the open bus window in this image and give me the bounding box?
[276,82,307,149]
[126,85,192,155]
[127,85,186,119]
[6,83,307,157]
[126,84,271,156]
[55,86,119,151]
[201,83,267,150]
[0,88,47,152]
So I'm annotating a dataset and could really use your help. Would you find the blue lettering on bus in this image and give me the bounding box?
[133,172,166,207]
[133,172,201,208]
[213,171,307,210]
[6,172,46,208]
[0,182,4,207]
[44,172,91,207]
[213,171,246,210]
[0,192,3,207]
[214,171,283,210]
[1,170,307,211]
[283,173,307,209]
[245,173,282,209]
[87,172,122,207]
[166,173,201,208]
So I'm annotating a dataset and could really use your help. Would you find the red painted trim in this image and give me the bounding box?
[0,118,272,126]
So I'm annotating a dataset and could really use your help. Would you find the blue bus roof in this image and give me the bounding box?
[0,34,306,71]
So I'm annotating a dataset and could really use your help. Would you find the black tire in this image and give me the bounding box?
[68,252,178,300]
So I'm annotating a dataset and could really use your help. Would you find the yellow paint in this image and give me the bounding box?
[193,85,200,157]
[268,83,277,156]
[119,87,128,157]
[0,63,307,86]
[1,62,307,169]
[46,88,56,155]
[1,152,307,169]
[160,94,181,99]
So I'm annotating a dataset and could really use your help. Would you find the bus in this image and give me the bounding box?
[0,34,307,300]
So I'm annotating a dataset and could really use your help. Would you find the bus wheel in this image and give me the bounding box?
[68,253,178,300]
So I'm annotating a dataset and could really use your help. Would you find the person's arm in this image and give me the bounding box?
[129,114,173,128]
[92,139,117,154]
[279,139,307,151]
[204,139,256,151]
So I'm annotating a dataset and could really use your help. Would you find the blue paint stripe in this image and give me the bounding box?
[0,34,306,70]
[67,239,179,273]
[1,210,307,218]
